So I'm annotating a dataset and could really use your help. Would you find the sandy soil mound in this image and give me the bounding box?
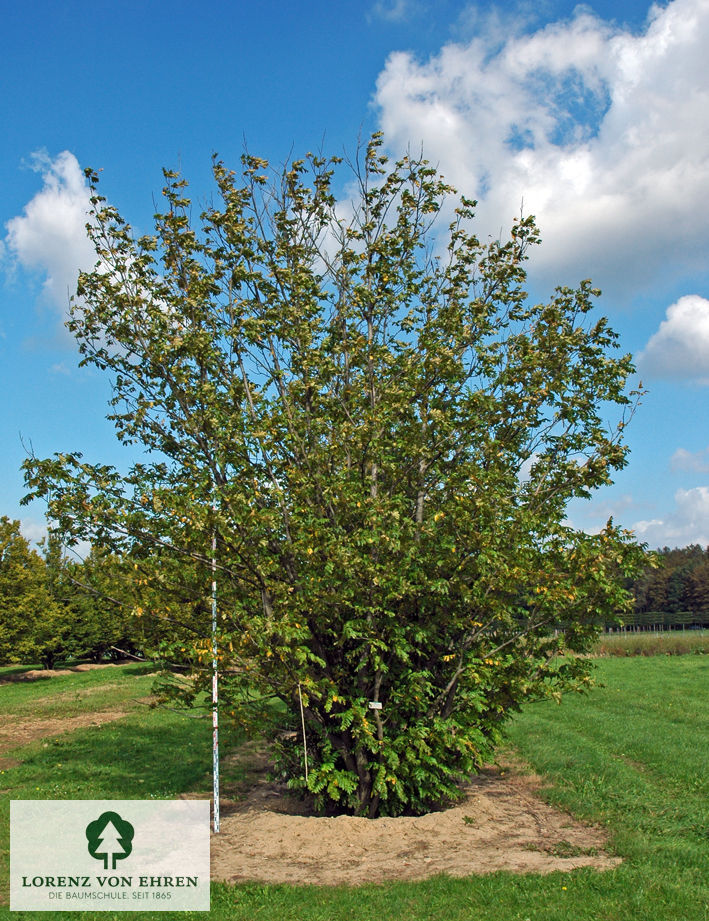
[208,744,620,887]
[0,662,129,684]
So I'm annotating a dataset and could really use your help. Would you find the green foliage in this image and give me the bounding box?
[39,536,126,664]
[0,518,159,668]
[23,134,645,816]
[0,517,61,667]
[631,544,709,621]
[52,545,159,662]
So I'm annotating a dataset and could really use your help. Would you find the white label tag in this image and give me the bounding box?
[368,701,382,710]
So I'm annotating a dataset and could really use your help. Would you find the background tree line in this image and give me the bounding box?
[0,516,162,668]
[2,511,708,671]
[629,545,709,625]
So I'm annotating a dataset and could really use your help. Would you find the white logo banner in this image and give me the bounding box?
[11,800,210,911]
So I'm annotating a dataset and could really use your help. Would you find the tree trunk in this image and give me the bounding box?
[354,747,376,817]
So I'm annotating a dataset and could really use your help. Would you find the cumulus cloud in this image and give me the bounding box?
[19,518,91,557]
[632,486,709,547]
[671,446,709,473]
[565,492,642,535]
[638,295,709,382]
[373,0,709,293]
[4,150,95,318]
[19,517,47,547]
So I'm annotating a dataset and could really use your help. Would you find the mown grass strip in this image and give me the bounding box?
[0,664,234,914]
[505,656,709,916]
[0,663,157,718]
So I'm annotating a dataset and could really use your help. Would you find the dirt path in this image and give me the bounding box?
[207,744,620,887]
[0,708,137,756]
[0,665,153,768]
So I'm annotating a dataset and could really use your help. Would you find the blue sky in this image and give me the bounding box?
[2,0,709,549]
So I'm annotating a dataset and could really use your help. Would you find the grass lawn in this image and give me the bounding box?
[0,654,707,920]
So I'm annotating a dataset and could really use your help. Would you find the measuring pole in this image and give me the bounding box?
[211,504,220,833]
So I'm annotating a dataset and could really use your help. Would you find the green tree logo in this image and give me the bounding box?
[85,811,134,869]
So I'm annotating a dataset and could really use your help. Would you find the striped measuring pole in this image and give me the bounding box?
[211,518,220,833]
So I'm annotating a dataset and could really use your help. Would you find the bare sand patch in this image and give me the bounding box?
[0,709,135,755]
[207,744,620,887]
[0,662,130,684]
[0,663,154,762]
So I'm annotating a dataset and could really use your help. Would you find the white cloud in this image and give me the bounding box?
[638,295,709,381]
[566,492,642,534]
[50,362,73,376]
[373,0,709,293]
[4,150,95,318]
[633,486,709,547]
[369,0,419,22]
[19,518,90,558]
[671,446,709,473]
[20,517,47,547]
[517,452,539,483]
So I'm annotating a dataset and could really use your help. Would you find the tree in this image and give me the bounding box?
[0,517,61,667]
[685,558,709,616]
[23,135,645,816]
[631,545,709,624]
[0,520,158,668]
[45,543,152,663]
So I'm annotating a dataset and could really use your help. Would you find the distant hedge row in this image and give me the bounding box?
[609,610,709,630]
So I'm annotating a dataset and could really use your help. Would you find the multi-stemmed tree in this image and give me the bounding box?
[23,135,644,816]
